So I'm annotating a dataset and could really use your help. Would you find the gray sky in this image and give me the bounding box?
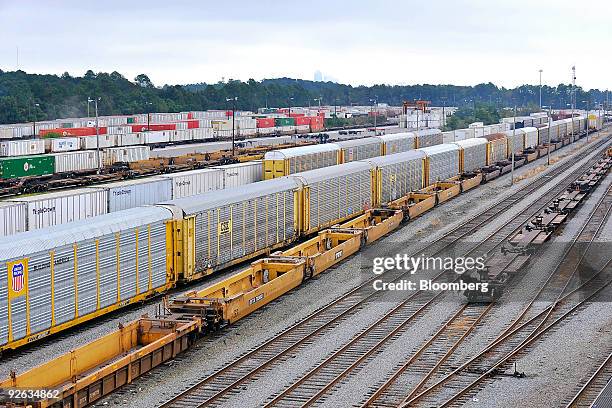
[1,0,610,89]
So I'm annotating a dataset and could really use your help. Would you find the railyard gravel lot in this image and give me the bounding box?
[0,131,609,408]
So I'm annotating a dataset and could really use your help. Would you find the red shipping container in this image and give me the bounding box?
[40,127,106,137]
[187,112,194,120]
[187,120,199,129]
[226,110,234,117]
[294,116,310,126]
[289,113,305,118]
[256,118,275,128]
[131,123,176,132]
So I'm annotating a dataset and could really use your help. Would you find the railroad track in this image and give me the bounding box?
[155,135,611,407]
[399,182,612,408]
[262,152,611,407]
[565,351,612,408]
[359,303,491,408]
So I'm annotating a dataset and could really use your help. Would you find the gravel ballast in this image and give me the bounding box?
[0,131,609,408]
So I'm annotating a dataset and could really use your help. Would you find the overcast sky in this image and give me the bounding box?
[1,0,610,89]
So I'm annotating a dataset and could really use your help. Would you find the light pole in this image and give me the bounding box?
[539,69,543,110]
[32,103,39,137]
[583,100,589,142]
[510,105,516,187]
[369,97,378,133]
[88,97,102,173]
[226,97,238,156]
[288,97,294,117]
[543,105,552,165]
[441,96,447,129]
[145,101,153,131]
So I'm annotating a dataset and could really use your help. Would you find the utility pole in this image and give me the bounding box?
[369,97,378,133]
[88,97,102,173]
[226,97,238,156]
[32,103,39,137]
[543,105,552,165]
[571,66,576,141]
[584,99,589,142]
[510,105,516,187]
[539,69,543,110]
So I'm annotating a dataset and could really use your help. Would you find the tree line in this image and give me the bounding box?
[0,69,608,125]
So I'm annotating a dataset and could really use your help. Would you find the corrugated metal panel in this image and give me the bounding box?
[161,169,224,199]
[0,202,27,237]
[167,179,299,272]
[0,207,172,343]
[336,138,382,162]
[504,130,525,155]
[375,132,416,154]
[0,140,45,157]
[264,143,341,174]
[103,146,150,164]
[521,127,538,149]
[367,151,426,203]
[80,134,117,149]
[419,144,460,183]
[213,161,263,189]
[8,188,109,230]
[483,134,508,163]
[292,162,372,230]
[100,177,173,212]
[0,274,5,345]
[46,137,79,152]
[453,138,488,172]
[53,151,101,173]
[415,129,443,148]
[538,126,550,145]
[164,177,301,216]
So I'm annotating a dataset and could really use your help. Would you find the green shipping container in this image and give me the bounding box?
[127,117,135,124]
[274,117,295,127]
[61,122,73,128]
[0,155,55,179]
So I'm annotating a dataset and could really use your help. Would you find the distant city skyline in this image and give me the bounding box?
[1,0,611,90]
[313,70,338,83]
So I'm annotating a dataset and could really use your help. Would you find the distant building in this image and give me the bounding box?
[314,70,323,82]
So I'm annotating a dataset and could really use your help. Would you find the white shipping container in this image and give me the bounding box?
[80,134,117,149]
[98,177,172,212]
[239,128,257,137]
[214,161,263,189]
[0,201,27,236]
[142,131,170,144]
[54,150,102,173]
[107,125,131,134]
[117,133,145,146]
[257,127,276,135]
[175,122,188,130]
[169,130,193,143]
[8,188,108,230]
[45,137,80,152]
[0,128,12,139]
[0,139,45,157]
[214,129,233,139]
[236,118,257,129]
[188,127,213,140]
[162,168,224,199]
[103,146,150,164]
[295,124,310,133]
